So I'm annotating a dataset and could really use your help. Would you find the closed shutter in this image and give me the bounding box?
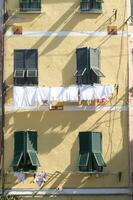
[14,50,24,69]
[25,49,37,69]
[76,48,90,84]
[94,0,101,9]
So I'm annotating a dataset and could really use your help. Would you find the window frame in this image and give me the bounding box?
[80,0,103,13]
[14,49,38,86]
[19,0,41,12]
[12,131,40,172]
[78,131,106,172]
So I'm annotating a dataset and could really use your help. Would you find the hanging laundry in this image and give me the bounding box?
[33,171,46,187]
[14,171,25,183]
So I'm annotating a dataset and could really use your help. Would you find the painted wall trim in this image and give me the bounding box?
[0,188,131,196]
[5,31,128,37]
[5,105,129,113]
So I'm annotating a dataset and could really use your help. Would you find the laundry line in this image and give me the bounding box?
[13,84,115,108]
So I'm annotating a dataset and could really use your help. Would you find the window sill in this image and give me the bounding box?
[80,10,102,14]
[19,10,41,14]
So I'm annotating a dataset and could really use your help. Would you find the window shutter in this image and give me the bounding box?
[27,131,37,151]
[14,131,25,152]
[25,49,37,69]
[28,151,40,166]
[89,48,101,83]
[79,152,90,171]
[76,48,90,84]
[79,132,92,153]
[14,50,25,69]
[91,132,102,153]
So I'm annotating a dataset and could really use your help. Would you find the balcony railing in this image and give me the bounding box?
[19,2,41,12]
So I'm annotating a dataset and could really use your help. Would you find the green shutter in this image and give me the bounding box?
[28,151,40,166]
[79,152,89,171]
[93,152,106,167]
[79,132,92,153]
[14,131,25,152]
[76,48,90,84]
[14,50,25,69]
[80,0,90,2]
[25,49,37,69]
[91,132,102,153]
[89,48,101,83]
[12,152,23,166]
[27,131,37,151]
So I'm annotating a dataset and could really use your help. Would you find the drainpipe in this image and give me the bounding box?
[0,0,5,196]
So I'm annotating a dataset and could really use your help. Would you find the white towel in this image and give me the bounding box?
[37,87,50,104]
[79,85,95,101]
[13,86,26,107]
[79,84,114,101]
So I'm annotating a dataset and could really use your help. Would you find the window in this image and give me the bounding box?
[14,49,38,86]
[12,131,40,171]
[80,0,103,12]
[19,0,41,12]
[75,47,104,85]
[78,132,106,172]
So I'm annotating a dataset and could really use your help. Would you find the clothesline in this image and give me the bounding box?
[13,84,115,108]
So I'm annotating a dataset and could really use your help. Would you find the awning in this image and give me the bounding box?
[12,152,23,167]
[28,151,40,166]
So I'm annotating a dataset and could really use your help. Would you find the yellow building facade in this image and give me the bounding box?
[2,0,132,199]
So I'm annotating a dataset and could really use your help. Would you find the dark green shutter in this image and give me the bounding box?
[14,50,25,69]
[25,49,37,69]
[12,131,25,166]
[79,132,91,153]
[14,131,25,152]
[27,131,37,151]
[76,48,90,84]
[12,152,23,166]
[89,48,100,83]
[79,152,90,171]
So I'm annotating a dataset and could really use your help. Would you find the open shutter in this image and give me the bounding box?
[25,49,37,69]
[76,48,89,84]
[93,152,106,171]
[27,131,37,151]
[28,151,40,166]
[12,131,25,166]
[89,48,103,83]
[79,152,90,171]
[26,131,40,166]
[14,50,24,69]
